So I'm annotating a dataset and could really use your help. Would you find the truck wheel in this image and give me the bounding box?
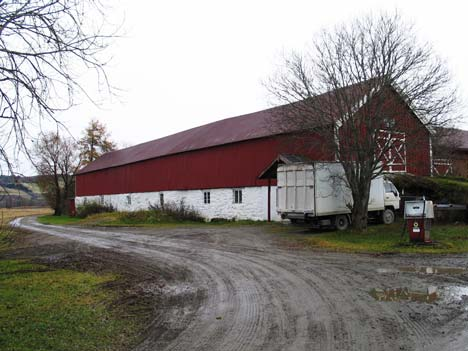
[382,209,395,224]
[335,215,349,231]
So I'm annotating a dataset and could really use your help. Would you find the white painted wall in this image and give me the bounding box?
[75,186,280,221]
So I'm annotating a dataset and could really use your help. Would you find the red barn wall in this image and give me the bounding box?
[76,134,332,196]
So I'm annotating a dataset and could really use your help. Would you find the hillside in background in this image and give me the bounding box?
[0,176,47,208]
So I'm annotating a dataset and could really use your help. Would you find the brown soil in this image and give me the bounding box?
[12,217,468,350]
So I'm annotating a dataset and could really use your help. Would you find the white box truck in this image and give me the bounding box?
[277,162,400,230]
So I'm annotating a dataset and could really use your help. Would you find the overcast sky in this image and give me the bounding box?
[36,0,468,171]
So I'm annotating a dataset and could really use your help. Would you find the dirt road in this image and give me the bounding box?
[17,217,468,350]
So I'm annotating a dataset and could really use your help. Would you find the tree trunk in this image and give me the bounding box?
[351,196,369,230]
[351,181,371,231]
[54,188,62,216]
[63,181,69,216]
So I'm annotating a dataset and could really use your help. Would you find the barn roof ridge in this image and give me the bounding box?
[77,104,286,174]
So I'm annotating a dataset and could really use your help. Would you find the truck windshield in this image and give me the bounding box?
[384,183,392,193]
[385,182,399,195]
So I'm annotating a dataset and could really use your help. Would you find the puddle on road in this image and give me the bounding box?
[370,286,468,304]
[370,287,438,303]
[376,266,466,275]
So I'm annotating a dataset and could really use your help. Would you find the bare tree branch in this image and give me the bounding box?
[0,0,116,177]
[266,11,459,230]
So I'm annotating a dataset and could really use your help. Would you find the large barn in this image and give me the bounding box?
[75,83,432,221]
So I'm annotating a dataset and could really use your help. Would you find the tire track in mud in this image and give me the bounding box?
[17,217,467,351]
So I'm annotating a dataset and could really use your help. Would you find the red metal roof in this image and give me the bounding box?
[77,106,283,174]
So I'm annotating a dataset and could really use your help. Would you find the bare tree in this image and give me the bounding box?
[266,12,458,230]
[34,132,80,215]
[0,0,115,175]
[79,118,116,165]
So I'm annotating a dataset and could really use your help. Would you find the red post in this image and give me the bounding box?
[69,198,76,217]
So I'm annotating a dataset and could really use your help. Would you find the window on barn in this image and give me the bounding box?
[233,189,242,204]
[100,195,104,204]
[204,191,210,204]
[159,193,164,207]
[126,194,131,205]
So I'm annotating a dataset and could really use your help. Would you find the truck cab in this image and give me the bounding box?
[381,180,401,225]
[384,180,400,210]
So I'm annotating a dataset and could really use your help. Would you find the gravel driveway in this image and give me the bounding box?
[17,217,468,351]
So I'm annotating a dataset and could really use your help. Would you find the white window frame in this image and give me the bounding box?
[432,158,453,176]
[203,191,211,204]
[233,189,243,204]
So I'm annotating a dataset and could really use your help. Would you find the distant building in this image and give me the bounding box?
[432,128,468,177]
[75,83,432,221]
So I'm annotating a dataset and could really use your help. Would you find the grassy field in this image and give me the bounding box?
[0,207,52,225]
[291,221,468,254]
[0,260,137,351]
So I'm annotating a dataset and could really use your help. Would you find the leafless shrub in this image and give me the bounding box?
[76,200,115,218]
[148,200,204,222]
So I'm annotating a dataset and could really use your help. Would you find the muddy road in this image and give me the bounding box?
[17,217,468,351]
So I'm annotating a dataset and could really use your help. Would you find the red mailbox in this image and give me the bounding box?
[404,200,434,243]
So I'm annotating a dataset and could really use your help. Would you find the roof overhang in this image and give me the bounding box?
[258,154,312,179]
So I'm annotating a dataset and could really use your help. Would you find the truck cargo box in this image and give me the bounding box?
[277,162,396,225]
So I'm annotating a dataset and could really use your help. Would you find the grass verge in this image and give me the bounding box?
[38,214,83,225]
[292,221,468,254]
[0,260,139,351]
[38,212,271,227]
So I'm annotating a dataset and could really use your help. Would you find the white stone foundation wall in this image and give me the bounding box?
[75,186,280,221]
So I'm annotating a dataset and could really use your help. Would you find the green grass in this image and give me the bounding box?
[295,221,468,254]
[38,215,83,225]
[0,259,139,351]
[0,228,14,251]
[38,212,271,227]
